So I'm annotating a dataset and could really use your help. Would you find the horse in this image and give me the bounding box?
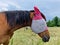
[0,7,50,45]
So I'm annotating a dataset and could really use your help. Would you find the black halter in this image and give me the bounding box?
[5,11,30,27]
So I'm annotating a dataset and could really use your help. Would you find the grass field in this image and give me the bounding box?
[9,27,60,45]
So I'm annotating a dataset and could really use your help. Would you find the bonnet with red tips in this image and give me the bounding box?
[31,6,48,34]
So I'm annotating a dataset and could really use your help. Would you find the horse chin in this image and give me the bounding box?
[38,30,50,42]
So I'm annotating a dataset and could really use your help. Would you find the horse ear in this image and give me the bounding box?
[34,6,41,15]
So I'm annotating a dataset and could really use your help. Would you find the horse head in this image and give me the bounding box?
[30,6,50,42]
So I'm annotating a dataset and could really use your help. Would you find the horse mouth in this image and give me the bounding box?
[42,35,50,42]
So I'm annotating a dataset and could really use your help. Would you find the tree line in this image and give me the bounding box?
[47,16,60,27]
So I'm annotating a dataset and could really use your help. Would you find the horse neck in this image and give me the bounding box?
[12,12,32,31]
[5,11,32,32]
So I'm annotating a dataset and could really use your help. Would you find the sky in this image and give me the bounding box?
[0,0,60,21]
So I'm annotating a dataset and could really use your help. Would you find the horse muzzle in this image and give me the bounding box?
[38,30,50,42]
[42,35,50,42]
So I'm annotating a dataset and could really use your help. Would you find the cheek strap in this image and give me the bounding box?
[31,19,48,34]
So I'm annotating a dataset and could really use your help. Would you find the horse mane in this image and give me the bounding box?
[5,11,30,28]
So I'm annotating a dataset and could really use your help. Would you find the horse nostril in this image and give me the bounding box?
[42,36,50,42]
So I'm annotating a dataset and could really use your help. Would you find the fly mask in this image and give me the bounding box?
[31,6,48,34]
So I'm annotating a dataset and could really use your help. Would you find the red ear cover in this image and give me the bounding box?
[33,6,43,20]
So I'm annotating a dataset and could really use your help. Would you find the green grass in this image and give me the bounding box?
[9,27,60,45]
